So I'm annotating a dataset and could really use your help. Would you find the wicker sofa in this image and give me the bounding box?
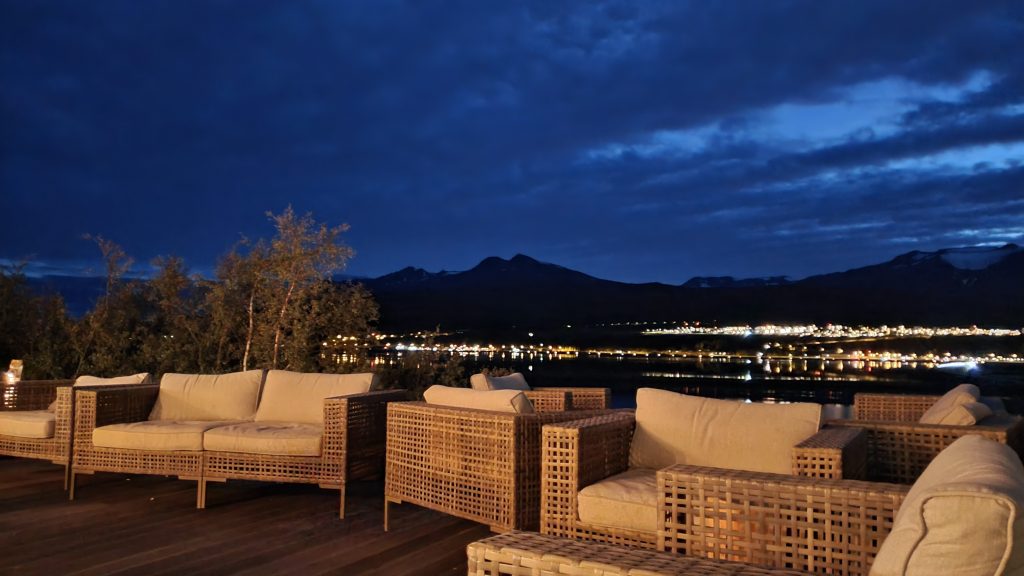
[470,372,611,411]
[541,388,867,550]
[826,385,1024,483]
[201,370,405,517]
[659,434,1024,575]
[72,369,398,516]
[385,384,618,532]
[0,374,150,489]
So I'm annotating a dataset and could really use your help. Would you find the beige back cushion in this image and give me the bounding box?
[469,372,531,391]
[629,388,821,474]
[870,435,1024,576]
[75,373,152,386]
[423,385,534,414]
[49,373,153,412]
[255,370,377,425]
[919,383,981,424]
[149,370,264,422]
[929,401,993,426]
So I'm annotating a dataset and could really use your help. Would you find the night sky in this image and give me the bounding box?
[2,1,1022,283]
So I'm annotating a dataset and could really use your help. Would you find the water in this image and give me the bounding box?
[444,353,1024,411]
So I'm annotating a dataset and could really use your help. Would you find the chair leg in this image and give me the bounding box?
[68,471,76,501]
[63,464,69,491]
[339,485,346,520]
[383,497,389,531]
[197,478,206,509]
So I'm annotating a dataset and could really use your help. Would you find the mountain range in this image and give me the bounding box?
[25,244,1024,328]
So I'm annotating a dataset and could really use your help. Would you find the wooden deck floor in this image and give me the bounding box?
[0,458,490,575]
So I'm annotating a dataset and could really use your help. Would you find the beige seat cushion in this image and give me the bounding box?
[149,370,264,422]
[919,383,981,424]
[93,420,237,451]
[577,468,659,533]
[469,372,531,391]
[629,388,821,474]
[203,421,323,456]
[870,435,1024,576]
[0,410,56,439]
[423,385,534,414]
[255,371,376,425]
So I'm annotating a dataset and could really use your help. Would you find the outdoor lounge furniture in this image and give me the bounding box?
[201,370,405,518]
[659,434,1024,575]
[385,385,619,532]
[467,531,809,576]
[470,372,611,411]
[0,379,74,474]
[0,373,150,488]
[72,369,401,517]
[826,384,1024,483]
[70,370,262,501]
[541,388,867,550]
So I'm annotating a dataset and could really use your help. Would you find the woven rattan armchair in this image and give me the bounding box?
[69,383,167,500]
[0,379,75,485]
[658,465,908,575]
[384,401,619,532]
[826,392,1024,483]
[471,372,612,411]
[541,413,867,550]
[201,389,407,518]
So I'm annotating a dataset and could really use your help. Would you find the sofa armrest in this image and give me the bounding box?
[659,464,908,575]
[852,393,939,421]
[73,384,160,448]
[323,389,408,481]
[540,412,636,538]
[534,387,611,410]
[525,389,571,412]
[0,379,73,411]
[792,426,867,479]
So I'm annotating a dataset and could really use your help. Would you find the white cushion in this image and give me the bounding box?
[0,410,56,439]
[469,372,531,391]
[255,371,376,425]
[927,401,993,426]
[423,385,534,414]
[870,435,1024,576]
[93,420,237,451]
[203,421,323,456]
[48,372,152,412]
[629,388,821,474]
[919,383,981,424]
[74,373,151,386]
[577,468,659,533]
[149,370,264,422]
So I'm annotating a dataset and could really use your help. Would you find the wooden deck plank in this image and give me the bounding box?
[0,459,487,575]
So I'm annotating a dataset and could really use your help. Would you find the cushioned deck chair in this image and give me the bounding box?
[827,387,1024,483]
[541,389,866,550]
[385,385,620,532]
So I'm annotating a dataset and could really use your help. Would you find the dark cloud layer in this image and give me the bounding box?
[2,0,1022,282]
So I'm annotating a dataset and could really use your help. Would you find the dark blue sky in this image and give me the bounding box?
[2,1,1022,283]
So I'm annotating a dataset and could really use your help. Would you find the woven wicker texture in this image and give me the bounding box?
[0,381,74,464]
[70,384,197,501]
[837,392,1024,483]
[535,387,612,411]
[467,531,810,575]
[385,402,619,532]
[203,389,406,517]
[524,390,572,412]
[658,465,907,575]
[541,414,862,550]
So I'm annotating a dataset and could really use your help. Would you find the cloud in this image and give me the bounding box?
[1,0,1023,282]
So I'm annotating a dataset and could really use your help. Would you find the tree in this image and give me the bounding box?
[72,236,146,376]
